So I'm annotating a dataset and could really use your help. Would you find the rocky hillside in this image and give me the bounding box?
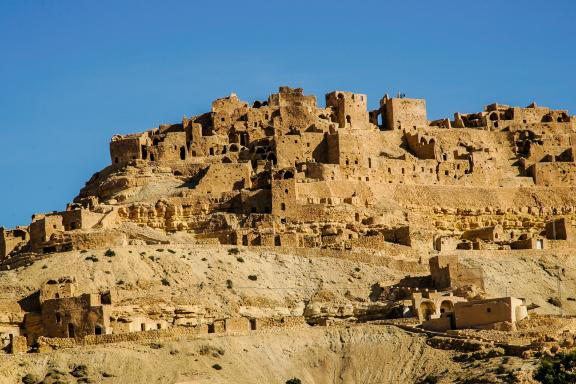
[0,325,538,384]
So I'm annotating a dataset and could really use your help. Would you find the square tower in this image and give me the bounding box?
[380,96,427,130]
[325,91,369,129]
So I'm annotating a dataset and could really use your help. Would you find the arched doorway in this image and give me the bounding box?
[439,300,454,314]
[419,301,436,321]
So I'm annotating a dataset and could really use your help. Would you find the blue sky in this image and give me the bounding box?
[1,0,575,227]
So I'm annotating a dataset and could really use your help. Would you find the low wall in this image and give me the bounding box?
[36,316,307,353]
[254,316,306,330]
[10,335,28,354]
[38,324,209,353]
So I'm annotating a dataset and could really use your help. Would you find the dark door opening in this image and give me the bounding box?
[68,323,75,338]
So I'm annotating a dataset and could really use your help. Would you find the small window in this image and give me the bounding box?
[280,203,286,211]
[56,314,61,323]
[486,307,492,313]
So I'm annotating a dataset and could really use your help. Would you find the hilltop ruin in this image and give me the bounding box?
[2,86,575,262]
[2,88,576,383]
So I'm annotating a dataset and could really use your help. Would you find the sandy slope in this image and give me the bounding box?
[0,325,461,384]
[0,245,568,383]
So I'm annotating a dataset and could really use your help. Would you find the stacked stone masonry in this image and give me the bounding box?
[2,87,575,261]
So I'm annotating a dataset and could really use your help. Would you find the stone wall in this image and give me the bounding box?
[10,335,28,354]
[36,316,307,353]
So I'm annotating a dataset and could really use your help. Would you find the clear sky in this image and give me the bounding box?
[1,0,575,228]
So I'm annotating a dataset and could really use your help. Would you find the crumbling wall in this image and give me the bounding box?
[381,97,427,130]
[325,91,369,129]
[192,163,252,194]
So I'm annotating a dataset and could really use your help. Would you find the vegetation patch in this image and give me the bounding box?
[534,350,576,383]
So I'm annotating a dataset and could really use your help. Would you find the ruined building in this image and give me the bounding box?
[2,87,576,263]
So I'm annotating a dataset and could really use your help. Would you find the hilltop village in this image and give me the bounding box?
[1,87,576,369]
[2,86,576,260]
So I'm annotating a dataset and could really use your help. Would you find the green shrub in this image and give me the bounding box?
[286,379,302,384]
[236,256,245,263]
[212,364,222,370]
[248,275,258,281]
[161,278,170,286]
[228,248,240,255]
[534,350,576,383]
[70,364,88,378]
[167,249,176,254]
[104,249,116,257]
[22,373,40,384]
[85,256,99,262]
[417,375,438,384]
